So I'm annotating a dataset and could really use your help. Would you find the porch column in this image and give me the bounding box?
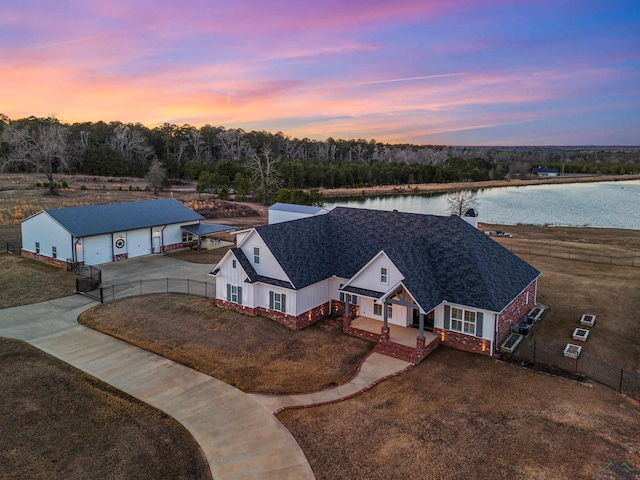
[383,301,388,329]
[381,300,390,340]
[419,312,425,339]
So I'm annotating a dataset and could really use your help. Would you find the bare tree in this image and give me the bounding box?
[216,129,249,162]
[446,190,479,217]
[1,119,69,194]
[185,127,206,162]
[247,144,280,204]
[146,158,167,195]
[107,124,153,175]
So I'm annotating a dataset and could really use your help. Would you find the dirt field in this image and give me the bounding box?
[279,347,640,480]
[0,337,211,480]
[78,294,375,393]
[0,254,80,309]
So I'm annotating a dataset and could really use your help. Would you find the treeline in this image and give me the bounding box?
[1,115,638,202]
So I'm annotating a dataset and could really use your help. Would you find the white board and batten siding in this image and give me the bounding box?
[21,212,73,261]
[345,251,404,294]
[295,279,331,316]
[216,251,255,307]
[240,231,292,284]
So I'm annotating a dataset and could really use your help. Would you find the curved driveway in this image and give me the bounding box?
[0,256,315,479]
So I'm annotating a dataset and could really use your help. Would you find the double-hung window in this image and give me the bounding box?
[373,303,382,316]
[451,307,476,335]
[380,267,388,284]
[35,242,40,254]
[270,291,286,313]
[253,247,260,264]
[52,246,57,259]
[230,285,239,303]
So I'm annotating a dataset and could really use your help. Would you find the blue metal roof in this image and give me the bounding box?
[269,203,326,215]
[45,199,203,237]
[182,223,235,236]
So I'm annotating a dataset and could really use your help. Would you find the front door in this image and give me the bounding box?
[411,310,435,332]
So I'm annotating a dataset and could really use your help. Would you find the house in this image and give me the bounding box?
[20,198,221,268]
[532,166,559,177]
[212,207,541,362]
[268,202,329,224]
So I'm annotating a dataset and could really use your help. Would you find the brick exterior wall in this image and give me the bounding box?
[496,280,537,346]
[434,327,491,355]
[215,299,331,330]
[21,250,69,269]
[161,241,197,253]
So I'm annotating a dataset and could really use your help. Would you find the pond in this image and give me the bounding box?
[325,180,640,230]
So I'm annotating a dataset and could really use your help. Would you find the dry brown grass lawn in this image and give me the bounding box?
[0,337,211,480]
[487,225,640,373]
[79,294,375,393]
[0,254,79,308]
[279,347,640,480]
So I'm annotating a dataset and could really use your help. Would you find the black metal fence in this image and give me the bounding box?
[78,277,216,304]
[502,243,638,267]
[505,337,640,399]
[3,242,21,254]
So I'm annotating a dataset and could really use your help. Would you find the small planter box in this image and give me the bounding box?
[580,314,596,327]
[500,333,524,353]
[527,305,547,322]
[564,343,582,359]
[572,328,590,341]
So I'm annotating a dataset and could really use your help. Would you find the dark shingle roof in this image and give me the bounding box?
[253,207,540,313]
[43,199,203,237]
[232,248,293,289]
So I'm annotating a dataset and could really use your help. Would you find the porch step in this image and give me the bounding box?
[374,337,439,365]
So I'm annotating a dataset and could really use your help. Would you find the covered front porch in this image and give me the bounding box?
[341,283,441,364]
[345,316,440,364]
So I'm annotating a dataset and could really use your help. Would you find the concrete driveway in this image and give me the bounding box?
[98,254,215,285]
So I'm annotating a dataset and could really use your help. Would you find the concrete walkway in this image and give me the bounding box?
[0,296,314,479]
[250,353,412,414]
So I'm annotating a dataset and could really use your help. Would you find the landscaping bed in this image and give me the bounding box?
[79,294,375,393]
[0,338,211,480]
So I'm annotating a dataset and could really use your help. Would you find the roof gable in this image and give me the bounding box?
[42,199,203,237]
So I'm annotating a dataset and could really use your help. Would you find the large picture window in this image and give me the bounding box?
[451,307,476,335]
[182,231,193,242]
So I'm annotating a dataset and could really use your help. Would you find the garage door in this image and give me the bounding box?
[127,228,152,258]
[83,235,112,265]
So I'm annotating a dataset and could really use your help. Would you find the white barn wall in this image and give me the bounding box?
[83,234,112,265]
[21,213,72,261]
[126,228,152,258]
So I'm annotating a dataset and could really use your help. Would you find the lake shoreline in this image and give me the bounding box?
[317,173,640,199]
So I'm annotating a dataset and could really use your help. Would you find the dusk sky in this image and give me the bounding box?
[1,1,639,145]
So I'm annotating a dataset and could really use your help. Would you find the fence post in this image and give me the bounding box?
[166,278,169,293]
[619,368,623,393]
[99,287,104,304]
[140,279,142,296]
[187,279,190,295]
[205,282,208,298]
[533,340,536,362]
